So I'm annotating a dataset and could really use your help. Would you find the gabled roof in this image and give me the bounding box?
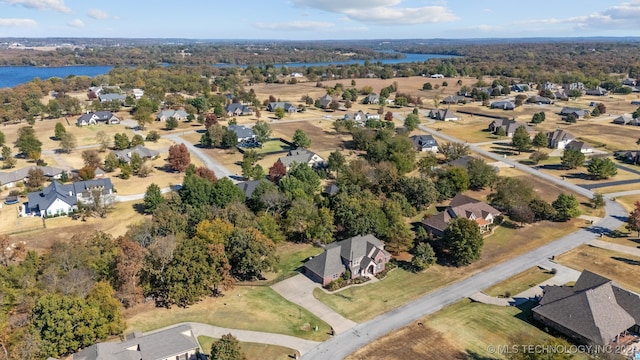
[490,101,515,110]
[560,107,587,117]
[98,93,126,102]
[422,194,500,233]
[73,324,199,360]
[566,140,592,152]
[410,135,438,149]
[225,103,251,114]
[0,166,64,186]
[533,270,640,345]
[547,129,575,144]
[278,148,323,168]
[227,124,255,140]
[157,109,188,119]
[268,102,296,112]
[236,179,265,199]
[112,145,159,163]
[27,181,77,212]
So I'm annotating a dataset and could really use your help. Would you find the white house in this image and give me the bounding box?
[26,179,115,217]
[547,129,575,149]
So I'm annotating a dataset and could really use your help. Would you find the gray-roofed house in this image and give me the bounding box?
[527,95,553,104]
[547,129,576,149]
[225,103,253,117]
[362,93,380,104]
[554,90,569,101]
[303,234,391,286]
[227,124,256,144]
[488,119,535,138]
[77,111,121,126]
[421,194,501,237]
[73,324,200,360]
[429,108,460,121]
[565,140,594,154]
[26,178,114,217]
[236,179,266,199]
[156,109,188,122]
[532,270,640,346]
[441,95,466,104]
[490,101,516,110]
[0,166,64,188]
[615,150,640,165]
[318,94,336,109]
[410,135,438,152]
[585,87,608,96]
[612,114,640,126]
[560,107,587,118]
[267,102,297,113]
[277,148,325,170]
[511,84,530,92]
[112,145,159,163]
[98,93,126,103]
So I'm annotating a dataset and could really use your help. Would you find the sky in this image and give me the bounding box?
[1,0,640,40]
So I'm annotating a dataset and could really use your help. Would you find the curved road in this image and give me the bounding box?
[163,132,234,180]
[300,120,628,360]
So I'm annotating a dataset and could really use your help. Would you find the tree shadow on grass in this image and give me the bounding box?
[132,202,146,215]
[612,256,640,266]
[463,350,497,360]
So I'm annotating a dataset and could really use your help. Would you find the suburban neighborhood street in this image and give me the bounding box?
[163,132,234,180]
[299,120,629,360]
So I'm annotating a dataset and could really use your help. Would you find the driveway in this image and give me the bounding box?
[147,322,319,356]
[163,132,234,181]
[272,274,357,334]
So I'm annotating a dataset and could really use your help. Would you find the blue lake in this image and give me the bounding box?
[0,53,455,88]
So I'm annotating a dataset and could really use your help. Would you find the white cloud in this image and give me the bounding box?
[255,21,334,31]
[87,8,114,20]
[67,19,84,28]
[0,18,36,27]
[0,0,70,13]
[516,1,640,30]
[293,0,457,25]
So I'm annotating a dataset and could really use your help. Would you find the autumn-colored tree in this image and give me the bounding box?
[195,166,218,183]
[78,166,96,180]
[82,149,102,170]
[204,113,218,129]
[167,143,191,172]
[268,161,287,183]
[26,167,46,189]
[384,111,393,121]
[627,201,640,237]
[114,238,146,308]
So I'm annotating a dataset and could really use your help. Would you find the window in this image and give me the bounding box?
[333,273,339,279]
[353,258,359,266]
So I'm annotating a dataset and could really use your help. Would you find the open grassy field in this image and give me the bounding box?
[616,194,640,212]
[347,299,589,360]
[125,286,331,342]
[252,243,323,283]
[562,122,640,151]
[483,267,554,298]
[557,244,640,293]
[249,139,291,154]
[197,336,294,360]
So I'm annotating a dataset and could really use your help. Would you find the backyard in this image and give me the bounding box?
[197,336,294,360]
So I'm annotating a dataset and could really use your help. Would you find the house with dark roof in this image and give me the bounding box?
[362,93,380,104]
[585,87,608,96]
[441,95,466,104]
[227,124,256,144]
[511,84,530,92]
[429,108,460,121]
[98,93,126,103]
[236,179,266,199]
[225,103,253,117]
[26,178,114,217]
[527,95,553,104]
[410,135,438,152]
[488,119,534,138]
[553,90,569,101]
[77,111,120,126]
[612,114,640,126]
[112,145,159,163]
[565,140,594,154]
[421,194,501,237]
[560,107,587,118]
[0,166,64,188]
[547,129,575,149]
[277,148,325,170]
[444,155,477,169]
[156,109,188,122]
[318,94,336,109]
[532,270,640,346]
[267,102,297,113]
[303,234,391,286]
[490,101,515,110]
[615,150,640,165]
[72,324,200,360]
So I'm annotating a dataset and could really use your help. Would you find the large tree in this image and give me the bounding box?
[552,193,581,221]
[627,201,640,237]
[440,142,470,162]
[15,126,42,158]
[167,143,191,172]
[411,242,436,271]
[466,158,497,190]
[488,176,535,213]
[54,122,66,140]
[511,125,532,154]
[2,145,16,168]
[443,217,483,266]
[143,183,164,214]
[252,120,271,145]
[561,148,585,169]
[403,113,420,132]
[59,132,77,153]
[292,129,311,148]
[82,149,102,170]
[225,228,277,280]
[587,157,617,180]
[532,131,548,150]
[210,334,246,360]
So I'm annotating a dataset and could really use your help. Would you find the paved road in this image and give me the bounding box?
[147,322,319,355]
[115,186,173,202]
[163,132,234,180]
[300,122,629,360]
[272,275,357,334]
[578,178,640,190]
[588,239,640,257]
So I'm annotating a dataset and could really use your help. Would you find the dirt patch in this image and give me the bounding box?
[346,323,465,360]
[270,121,348,152]
[562,122,640,150]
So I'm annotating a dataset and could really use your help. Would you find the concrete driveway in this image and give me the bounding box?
[272,274,357,334]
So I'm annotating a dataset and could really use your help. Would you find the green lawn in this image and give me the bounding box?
[198,336,294,360]
[126,287,331,341]
[483,267,553,298]
[252,139,291,154]
[313,266,464,323]
[426,299,590,359]
[274,243,323,277]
